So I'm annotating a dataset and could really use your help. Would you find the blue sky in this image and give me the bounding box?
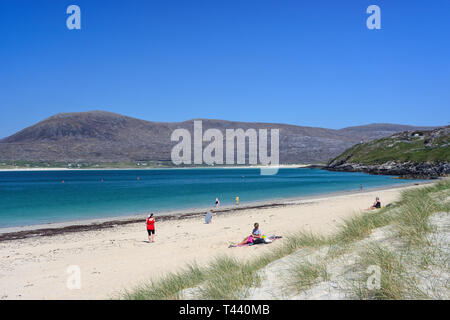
[0,0,449,138]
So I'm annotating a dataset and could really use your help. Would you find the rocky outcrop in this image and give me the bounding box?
[325,161,450,179]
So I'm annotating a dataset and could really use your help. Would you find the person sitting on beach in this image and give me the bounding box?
[146,213,155,242]
[237,223,264,246]
[370,197,381,210]
[251,223,265,244]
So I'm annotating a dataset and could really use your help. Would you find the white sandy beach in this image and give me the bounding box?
[0,183,429,300]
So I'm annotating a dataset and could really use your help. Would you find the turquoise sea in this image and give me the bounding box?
[0,168,421,228]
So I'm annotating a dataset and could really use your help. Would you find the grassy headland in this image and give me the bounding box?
[329,127,449,165]
[326,126,449,177]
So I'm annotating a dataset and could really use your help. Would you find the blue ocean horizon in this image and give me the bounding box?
[0,168,422,228]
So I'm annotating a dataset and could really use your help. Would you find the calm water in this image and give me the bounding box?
[0,168,419,228]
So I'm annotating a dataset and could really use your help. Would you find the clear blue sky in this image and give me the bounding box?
[1,0,449,138]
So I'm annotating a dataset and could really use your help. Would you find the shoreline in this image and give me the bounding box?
[0,179,432,241]
[0,164,309,172]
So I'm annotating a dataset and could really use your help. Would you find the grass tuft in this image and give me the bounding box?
[197,256,259,299]
[289,260,329,292]
[353,244,429,300]
[122,263,205,300]
[332,207,394,244]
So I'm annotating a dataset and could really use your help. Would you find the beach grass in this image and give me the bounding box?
[351,244,429,300]
[289,260,329,292]
[350,180,450,299]
[122,263,205,300]
[330,206,394,244]
[197,257,260,299]
[393,181,449,246]
[123,180,449,300]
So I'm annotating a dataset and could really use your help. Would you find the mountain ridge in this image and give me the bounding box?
[0,111,441,165]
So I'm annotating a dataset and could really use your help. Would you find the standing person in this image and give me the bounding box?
[236,195,239,205]
[205,211,213,224]
[146,213,155,243]
[360,184,363,191]
[215,197,220,207]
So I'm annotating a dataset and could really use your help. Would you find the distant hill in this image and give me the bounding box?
[0,111,440,165]
[336,123,441,141]
[326,126,450,177]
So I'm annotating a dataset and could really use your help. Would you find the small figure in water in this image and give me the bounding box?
[236,195,239,205]
[215,198,220,207]
[360,184,363,191]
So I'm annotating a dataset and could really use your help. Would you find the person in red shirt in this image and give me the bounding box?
[146,213,155,243]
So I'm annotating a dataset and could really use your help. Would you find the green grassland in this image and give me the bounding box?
[329,128,450,166]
